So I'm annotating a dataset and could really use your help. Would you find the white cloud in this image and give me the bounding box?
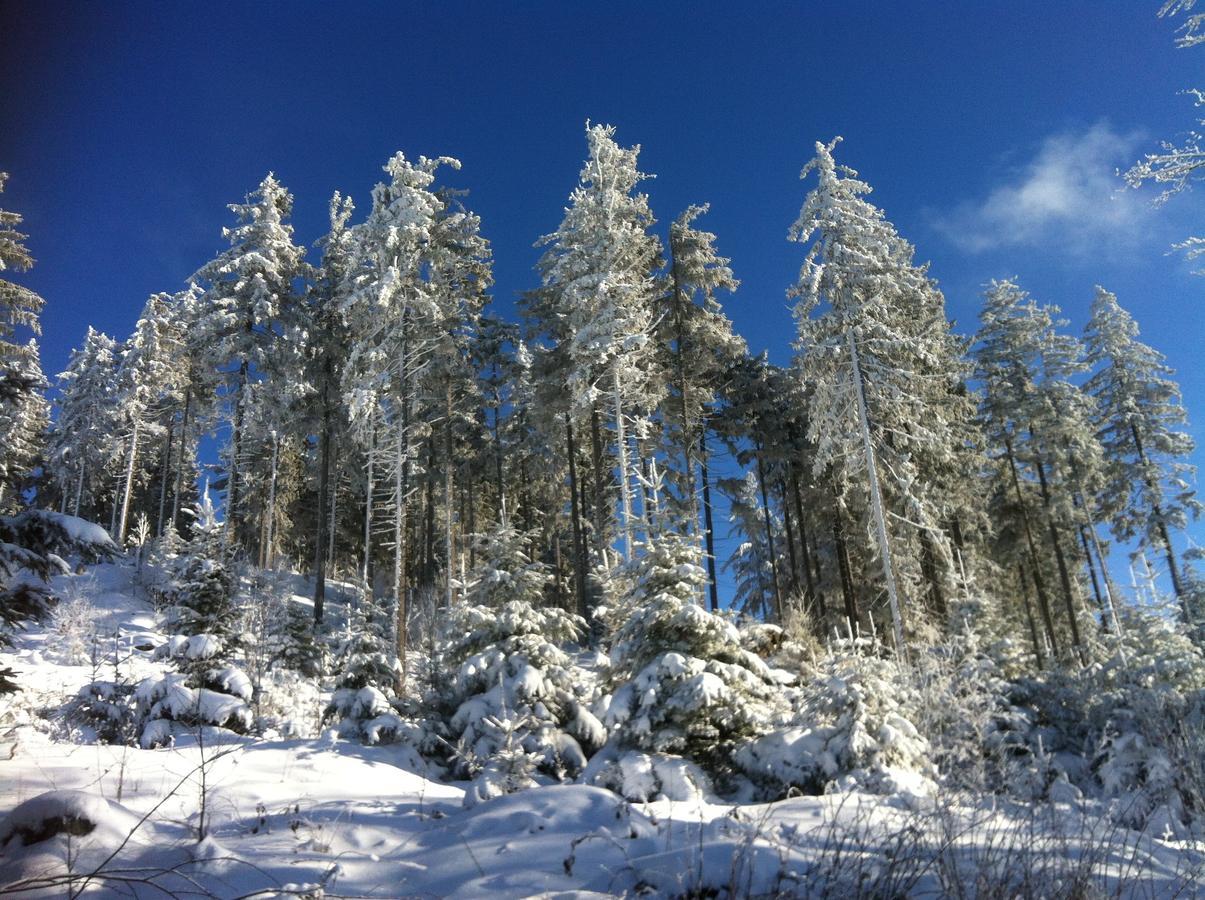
[935,122,1151,255]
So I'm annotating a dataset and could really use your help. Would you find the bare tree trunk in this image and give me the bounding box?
[700,432,720,612]
[444,383,455,609]
[156,421,174,536]
[117,419,140,545]
[754,446,783,623]
[1131,422,1188,618]
[848,328,905,658]
[566,414,588,618]
[1031,450,1085,662]
[314,399,332,626]
[172,386,192,532]
[1018,565,1046,668]
[612,367,634,560]
[1004,437,1061,658]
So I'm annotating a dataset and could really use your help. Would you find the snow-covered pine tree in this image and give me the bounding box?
[596,530,788,791]
[435,520,602,798]
[190,174,310,552]
[789,138,976,652]
[532,123,665,563]
[658,204,743,544]
[137,491,252,747]
[341,151,458,679]
[973,278,1118,665]
[1085,285,1201,626]
[308,191,356,624]
[111,293,186,544]
[0,173,48,511]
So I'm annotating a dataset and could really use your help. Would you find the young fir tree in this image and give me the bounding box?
[0,173,48,511]
[436,520,602,793]
[789,137,976,652]
[599,530,788,787]
[137,491,252,747]
[531,123,665,564]
[1085,286,1201,626]
[190,173,310,552]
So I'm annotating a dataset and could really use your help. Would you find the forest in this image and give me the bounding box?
[0,3,1204,897]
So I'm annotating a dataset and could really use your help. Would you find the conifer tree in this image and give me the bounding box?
[1085,286,1200,625]
[0,173,48,510]
[532,123,665,563]
[789,138,974,651]
[190,174,309,550]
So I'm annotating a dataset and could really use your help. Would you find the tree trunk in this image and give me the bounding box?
[172,386,192,532]
[1031,450,1085,662]
[790,465,822,618]
[778,480,801,599]
[445,383,455,609]
[1131,422,1188,618]
[754,446,783,623]
[1017,565,1046,668]
[566,414,588,618]
[848,328,905,658]
[700,432,720,612]
[156,421,174,537]
[117,419,140,545]
[590,407,607,568]
[612,368,634,560]
[314,389,333,626]
[831,486,860,635]
[1004,437,1061,658]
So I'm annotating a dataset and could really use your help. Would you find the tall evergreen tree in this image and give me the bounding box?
[0,173,48,510]
[190,173,309,550]
[1085,286,1200,625]
[789,138,975,651]
[531,123,665,563]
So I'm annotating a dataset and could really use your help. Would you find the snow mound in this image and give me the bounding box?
[0,790,141,851]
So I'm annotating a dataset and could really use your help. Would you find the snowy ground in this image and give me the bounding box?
[1,563,1203,898]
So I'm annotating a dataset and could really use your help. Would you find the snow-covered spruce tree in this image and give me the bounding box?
[137,492,251,747]
[307,191,355,625]
[111,293,186,545]
[46,328,124,520]
[657,204,744,543]
[190,173,310,552]
[324,585,410,745]
[789,138,978,653]
[973,279,1104,664]
[531,123,665,563]
[341,151,458,669]
[734,634,936,801]
[436,520,602,803]
[1085,285,1200,627]
[0,172,49,512]
[591,531,789,797]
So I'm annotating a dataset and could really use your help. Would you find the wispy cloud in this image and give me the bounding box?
[934,122,1152,255]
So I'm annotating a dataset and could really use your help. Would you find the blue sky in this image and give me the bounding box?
[2,1,1202,588]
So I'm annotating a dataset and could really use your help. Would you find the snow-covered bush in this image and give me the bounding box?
[435,522,603,787]
[0,511,118,692]
[598,532,788,792]
[734,635,934,801]
[1006,606,1205,830]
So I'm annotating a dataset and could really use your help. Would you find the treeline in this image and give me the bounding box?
[1,124,1201,673]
